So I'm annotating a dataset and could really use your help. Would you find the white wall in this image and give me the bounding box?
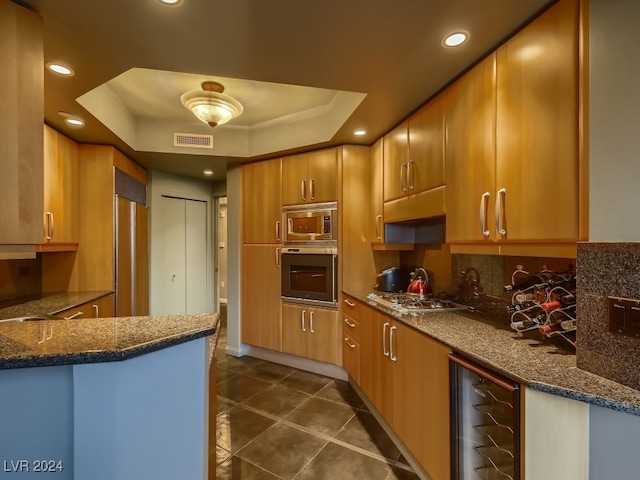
[225,164,243,357]
[589,0,640,241]
[148,171,215,314]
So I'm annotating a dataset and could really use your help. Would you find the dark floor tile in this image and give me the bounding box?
[295,441,391,480]
[217,355,264,374]
[335,410,401,461]
[216,455,280,480]
[242,384,310,417]
[216,445,231,465]
[245,361,297,383]
[385,466,420,480]
[216,396,235,416]
[285,396,356,437]
[218,374,272,403]
[316,379,365,408]
[217,367,239,385]
[216,406,276,453]
[237,422,327,479]
[278,369,333,394]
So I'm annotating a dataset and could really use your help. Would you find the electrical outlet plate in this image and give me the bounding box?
[608,296,640,338]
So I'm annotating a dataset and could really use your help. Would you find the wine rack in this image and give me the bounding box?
[505,266,577,349]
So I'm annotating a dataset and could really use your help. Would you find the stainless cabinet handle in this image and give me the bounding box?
[375,214,382,240]
[407,161,415,191]
[344,337,356,349]
[310,179,315,201]
[301,310,306,332]
[390,325,397,361]
[400,164,407,192]
[480,192,491,237]
[310,311,314,333]
[495,188,507,236]
[275,247,280,268]
[344,299,355,308]
[64,311,83,320]
[383,322,390,356]
[301,180,306,202]
[275,221,280,242]
[45,211,54,240]
[344,318,356,328]
[93,305,99,317]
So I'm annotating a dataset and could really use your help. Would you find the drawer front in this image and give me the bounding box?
[342,294,362,316]
[342,313,360,342]
[342,332,359,383]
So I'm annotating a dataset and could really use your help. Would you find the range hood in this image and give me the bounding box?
[384,216,445,245]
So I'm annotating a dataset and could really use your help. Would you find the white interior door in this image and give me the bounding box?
[217,198,228,304]
[155,196,187,314]
[154,196,208,315]
[185,199,208,314]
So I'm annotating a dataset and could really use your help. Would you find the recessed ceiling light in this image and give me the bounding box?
[203,170,214,176]
[46,62,74,76]
[158,0,184,6]
[442,31,469,48]
[65,118,84,127]
[354,130,366,136]
[57,111,72,118]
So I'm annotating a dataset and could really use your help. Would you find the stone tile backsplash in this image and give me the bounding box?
[577,243,640,390]
[0,257,42,305]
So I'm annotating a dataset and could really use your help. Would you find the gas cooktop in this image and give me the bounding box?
[367,292,471,314]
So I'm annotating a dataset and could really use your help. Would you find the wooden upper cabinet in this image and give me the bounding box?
[495,0,579,242]
[242,158,282,244]
[445,53,497,243]
[408,95,445,193]
[282,148,337,205]
[43,125,79,245]
[0,1,43,245]
[371,138,384,242]
[383,122,409,202]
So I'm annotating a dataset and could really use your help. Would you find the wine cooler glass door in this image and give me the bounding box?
[450,355,521,480]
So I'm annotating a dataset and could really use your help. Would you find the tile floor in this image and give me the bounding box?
[212,305,420,480]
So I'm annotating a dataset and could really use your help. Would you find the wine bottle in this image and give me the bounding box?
[558,293,576,307]
[504,271,558,292]
[506,301,539,313]
[510,319,539,330]
[547,275,577,291]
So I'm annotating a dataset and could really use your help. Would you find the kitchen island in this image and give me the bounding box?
[0,311,218,480]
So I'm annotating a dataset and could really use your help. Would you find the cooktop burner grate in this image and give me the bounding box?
[367,292,471,314]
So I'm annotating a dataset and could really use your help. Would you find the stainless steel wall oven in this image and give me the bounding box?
[281,247,337,307]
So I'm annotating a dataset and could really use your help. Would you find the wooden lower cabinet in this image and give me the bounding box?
[54,294,115,319]
[242,245,282,351]
[282,303,338,364]
[391,321,451,480]
[342,312,360,382]
[344,294,451,480]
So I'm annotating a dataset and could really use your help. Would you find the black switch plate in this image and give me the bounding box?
[608,296,640,338]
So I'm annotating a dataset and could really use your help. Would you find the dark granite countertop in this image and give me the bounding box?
[345,290,640,416]
[0,291,114,319]
[0,313,218,369]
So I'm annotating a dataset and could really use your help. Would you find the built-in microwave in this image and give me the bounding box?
[282,202,337,245]
[281,246,337,308]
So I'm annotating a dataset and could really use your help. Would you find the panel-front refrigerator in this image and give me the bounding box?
[450,354,521,480]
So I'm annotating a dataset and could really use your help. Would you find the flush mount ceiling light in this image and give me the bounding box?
[180,81,244,128]
[442,31,469,48]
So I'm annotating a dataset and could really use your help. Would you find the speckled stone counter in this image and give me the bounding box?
[0,291,114,319]
[0,312,218,369]
[345,290,640,416]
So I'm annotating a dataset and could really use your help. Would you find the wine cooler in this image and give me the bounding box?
[450,355,521,480]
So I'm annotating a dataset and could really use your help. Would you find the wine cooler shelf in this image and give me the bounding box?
[504,265,577,348]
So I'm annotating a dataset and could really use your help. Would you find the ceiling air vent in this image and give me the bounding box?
[174,132,213,149]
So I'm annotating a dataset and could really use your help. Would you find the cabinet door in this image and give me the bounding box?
[281,303,308,358]
[445,54,497,243]
[243,159,282,243]
[282,153,308,206]
[92,294,115,318]
[359,306,393,424]
[307,307,338,364]
[408,95,445,194]
[496,0,579,242]
[0,1,43,245]
[242,245,282,351]
[371,138,384,242]
[392,322,451,480]
[306,148,337,203]
[383,122,409,202]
